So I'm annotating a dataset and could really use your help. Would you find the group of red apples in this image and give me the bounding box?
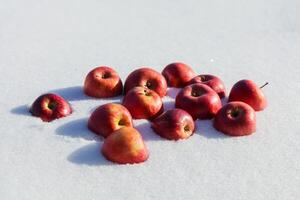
[30,63,268,164]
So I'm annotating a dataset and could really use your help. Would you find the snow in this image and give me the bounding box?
[1,0,300,199]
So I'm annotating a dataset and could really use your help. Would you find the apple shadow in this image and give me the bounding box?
[163,100,175,111]
[167,88,181,99]
[10,104,30,116]
[49,86,91,101]
[68,142,113,166]
[221,96,229,106]
[195,119,229,139]
[56,118,101,141]
[135,122,163,141]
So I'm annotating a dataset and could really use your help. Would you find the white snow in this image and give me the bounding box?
[1,0,300,199]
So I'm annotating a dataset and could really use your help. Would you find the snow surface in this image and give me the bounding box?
[1,0,300,199]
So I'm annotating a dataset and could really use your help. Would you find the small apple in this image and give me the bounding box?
[84,66,123,98]
[124,67,167,97]
[88,103,133,138]
[213,101,256,136]
[30,93,72,122]
[101,127,149,164]
[151,108,195,140]
[228,80,268,111]
[123,86,163,120]
[175,83,222,119]
[188,74,226,98]
[162,62,196,88]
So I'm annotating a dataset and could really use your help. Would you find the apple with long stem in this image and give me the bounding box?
[228,80,268,111]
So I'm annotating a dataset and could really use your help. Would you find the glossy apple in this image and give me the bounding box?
[30,93,72,122]
[162,62,196,88]
[213,101,256,136]
[175,83,222,119]
[151,108,195,140]
[101,127,149,164]
[228,80,267,111]
[123,86,163,120]
[188,74,226,98]
[124,67,167,97]
[88,103,133,138]
[84,66,123,98]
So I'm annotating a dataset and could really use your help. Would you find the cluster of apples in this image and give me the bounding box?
[30,62,267,164]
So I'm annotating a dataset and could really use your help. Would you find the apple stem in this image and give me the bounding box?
[260,82,269,89]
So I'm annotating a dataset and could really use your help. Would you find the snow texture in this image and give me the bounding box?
[1,0,300,200]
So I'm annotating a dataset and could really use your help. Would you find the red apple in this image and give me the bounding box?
[124,67,167,97]
[213,101,256,136]
[88,103,133,138]
[162,62,196,88]
[123,86,163,120]
[30,93,72,122]
[175,83,222,119]
[151,108,195,140]
[101,127,149,164]
[188,74,226,98]
[228,80,267,111]
[84,66,123,98]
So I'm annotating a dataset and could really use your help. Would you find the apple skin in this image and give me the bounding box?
[228,79,267,111]
[213,101,256,136]
[88,103,133,138]
[101,127,149,164]
[175,83,222,119]
[84,66,123,98]
[188,74,226,98]
[30,93,72,122]
[124,67,167,97]
[162,62,196,88]
[123,86,163,120]
[151,108,195,140]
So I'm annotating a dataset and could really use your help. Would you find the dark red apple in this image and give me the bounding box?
[228,80,267,111]
[101,127,149,164]
[30,93,72,122]
[151,108,195,140]
[175,83,222,119]
[213,101,256,136]
[84,66,123,98]
[124,67,167,97]
[123,86,163,120]
[88,103,133,138]
[162,62,196,88]
[188,74,226,98]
